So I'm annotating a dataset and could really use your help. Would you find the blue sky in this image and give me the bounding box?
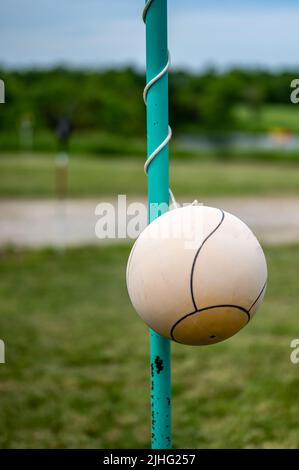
[0,0,298,69]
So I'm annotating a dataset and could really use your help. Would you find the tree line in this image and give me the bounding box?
[0,67,296,136]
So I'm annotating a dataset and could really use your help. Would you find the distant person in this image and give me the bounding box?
[55,116,72,200]
[56,116,72,153]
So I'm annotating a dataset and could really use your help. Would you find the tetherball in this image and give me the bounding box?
[126,205,267,346]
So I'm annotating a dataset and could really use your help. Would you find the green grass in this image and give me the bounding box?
[0,131,147,157]
[1,153,299,198]
[1,103,299,159]
[0,244,298,448]
[236,104,299,133]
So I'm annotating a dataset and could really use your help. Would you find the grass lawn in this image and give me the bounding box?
[236,104,299,133]
[0,244,298,448]
[0,153,299,198]
[1,103,299,154]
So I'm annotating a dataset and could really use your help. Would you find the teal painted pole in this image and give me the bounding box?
[145,0,172,449]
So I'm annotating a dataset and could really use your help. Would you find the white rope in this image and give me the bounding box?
[143,51,171,105]
[142,0,178,209]
[144,125,172,174]
[142,0,154,23]
[169,188,179,209]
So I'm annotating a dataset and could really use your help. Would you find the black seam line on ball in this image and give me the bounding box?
[249,280,267,312]
[190,209,225,311]
[170,304,250,342]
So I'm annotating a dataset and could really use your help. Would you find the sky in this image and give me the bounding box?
[0,0,298,70]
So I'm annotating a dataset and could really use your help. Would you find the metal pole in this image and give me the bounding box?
[145,0,172,449]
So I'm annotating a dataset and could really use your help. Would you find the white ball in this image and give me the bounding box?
[126,205,267,346]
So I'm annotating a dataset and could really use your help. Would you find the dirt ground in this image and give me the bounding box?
[0,196,299,247]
